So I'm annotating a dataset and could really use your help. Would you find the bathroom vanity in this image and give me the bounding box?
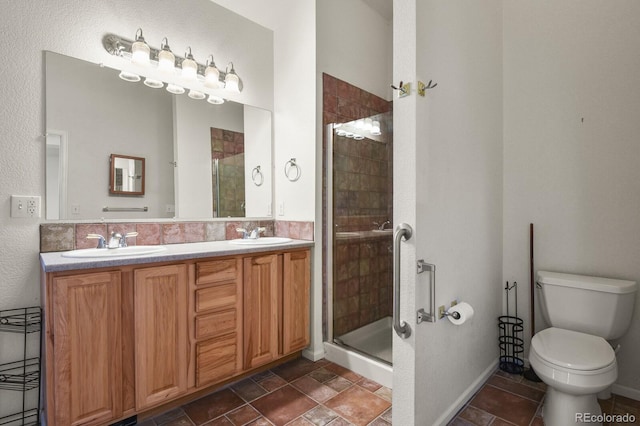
[40,240,312,426]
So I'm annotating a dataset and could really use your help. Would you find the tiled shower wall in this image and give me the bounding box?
[322,73,394,338]
[211,128,245,218]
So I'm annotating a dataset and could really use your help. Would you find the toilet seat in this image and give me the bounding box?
[530,327,617,397]
[531,327,615,371]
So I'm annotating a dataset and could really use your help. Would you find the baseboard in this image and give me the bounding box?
[433,359,499,426]
[302,347,325,362]
[612,383,640,401]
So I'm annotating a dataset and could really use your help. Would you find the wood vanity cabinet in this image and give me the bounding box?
[243,250,311,369]
[48,271,123,426]
[134,264,188,409]
[193,258,243,388]
[43,247,310,426]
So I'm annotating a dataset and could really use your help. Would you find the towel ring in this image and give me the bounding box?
[251,166,264,186]
[284,158,301,182]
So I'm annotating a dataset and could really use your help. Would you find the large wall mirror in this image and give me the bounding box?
[45,51,272,220]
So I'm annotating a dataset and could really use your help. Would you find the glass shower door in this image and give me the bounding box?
[330,111,394,364]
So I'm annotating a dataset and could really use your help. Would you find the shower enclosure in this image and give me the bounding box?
[326,111,394,371]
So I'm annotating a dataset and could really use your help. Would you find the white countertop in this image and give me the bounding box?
[40,239,315,272]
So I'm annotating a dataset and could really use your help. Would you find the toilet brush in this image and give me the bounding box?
[523,223,542,382]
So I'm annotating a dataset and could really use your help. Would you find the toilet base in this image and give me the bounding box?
[543,387,602,425]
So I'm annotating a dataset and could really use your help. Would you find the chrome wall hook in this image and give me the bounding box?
[417,80,438,97]
[391,81,411,98]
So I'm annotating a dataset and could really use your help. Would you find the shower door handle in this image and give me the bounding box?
[393,223,413,339]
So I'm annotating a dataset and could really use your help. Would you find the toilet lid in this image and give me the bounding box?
[532,327,615,371]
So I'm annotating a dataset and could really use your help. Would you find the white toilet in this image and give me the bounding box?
[529,271,637,425]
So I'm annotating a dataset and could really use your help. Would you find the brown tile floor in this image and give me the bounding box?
[448,369,640,426]
[139,358,392,426]
[140,359,640,426]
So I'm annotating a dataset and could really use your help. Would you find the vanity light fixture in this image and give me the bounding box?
[131,29,151,66]
[103,29,242,102]
[224,62,240,93]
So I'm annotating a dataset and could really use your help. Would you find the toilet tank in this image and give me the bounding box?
[537,271,637,340]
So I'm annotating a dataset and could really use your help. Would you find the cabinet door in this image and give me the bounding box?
[243,254,279,369]
[52,271,122,426]
[282,250,311,354]
[134,265,188,409]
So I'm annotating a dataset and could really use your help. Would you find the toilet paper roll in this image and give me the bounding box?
[447,302,474,325]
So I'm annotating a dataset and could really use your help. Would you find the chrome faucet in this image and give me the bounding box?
[236,227,266,239]
[373,220,391,231]
[108,232,122,249]
[86,232,138,249]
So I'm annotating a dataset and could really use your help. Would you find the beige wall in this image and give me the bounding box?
[504,0,640,399]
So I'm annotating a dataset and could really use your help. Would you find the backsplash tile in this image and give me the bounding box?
[40,224,74,253]
[40,220,314,252]
[75,224,108,249]
[136,223,162,245]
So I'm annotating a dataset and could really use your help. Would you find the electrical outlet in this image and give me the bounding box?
[267,203,272,216]
[71,204,80,215]
[11,195,41,218]
[165,204,175,213]
[278,202,285,216]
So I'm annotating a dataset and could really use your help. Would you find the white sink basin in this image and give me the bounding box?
[61,245,167,258]
[228,237,292,245]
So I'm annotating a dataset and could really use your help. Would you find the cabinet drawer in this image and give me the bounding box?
[196,334,238,387]
[196,259,239,285]
[195,309,237,340]
[195,283,238,313]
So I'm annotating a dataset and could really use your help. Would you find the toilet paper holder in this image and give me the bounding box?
[441,310,461,320]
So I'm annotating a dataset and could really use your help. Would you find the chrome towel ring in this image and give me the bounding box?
[251,165,264,186]
[284,158,301,182]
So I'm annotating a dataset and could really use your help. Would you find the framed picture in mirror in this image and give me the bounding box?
[109,154,145,195]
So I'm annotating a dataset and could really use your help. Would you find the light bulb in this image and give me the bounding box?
[188,89,205,100]
[371,120,381,136]
[158,38,175,74]
[364,118,373,131]
[355,119,364,129]
[204,56,221,89]
[224,62,240,92]
[119,71,140,82]
[353,134,365,140]
[181,47,198,81]
[131,29,150,66]
[166,84,185,95]
[143,78,163,88]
